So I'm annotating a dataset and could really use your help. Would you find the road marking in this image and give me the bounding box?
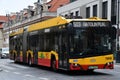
[24,74,35,77]
[39,77,49,80]
[13,72,20,74]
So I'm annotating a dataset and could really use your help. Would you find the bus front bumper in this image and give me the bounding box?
[69,62,114,71]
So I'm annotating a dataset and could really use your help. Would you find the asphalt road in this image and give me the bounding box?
[0,59,120,80]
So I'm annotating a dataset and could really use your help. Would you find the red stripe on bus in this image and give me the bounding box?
[38,58,51,67]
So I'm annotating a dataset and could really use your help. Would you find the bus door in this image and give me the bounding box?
[23,31,27,63]
[58,33,68,69]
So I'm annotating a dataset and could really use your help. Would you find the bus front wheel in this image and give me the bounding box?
[51,59,57,71]
[14,54,17,63]
[28,56,32,66]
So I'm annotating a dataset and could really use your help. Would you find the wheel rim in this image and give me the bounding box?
[52,60,56,70]
[29,58,32,66]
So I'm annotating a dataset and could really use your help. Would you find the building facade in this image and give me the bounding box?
[57,0,118,25]
[0,16,7,50]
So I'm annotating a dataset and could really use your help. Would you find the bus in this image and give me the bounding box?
[9,16,116,71]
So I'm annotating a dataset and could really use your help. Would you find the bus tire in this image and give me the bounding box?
[28,56,32,66]
[14,54,17,63]
[51,59,57,71]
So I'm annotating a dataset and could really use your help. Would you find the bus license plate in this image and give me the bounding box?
[88,66,98,69]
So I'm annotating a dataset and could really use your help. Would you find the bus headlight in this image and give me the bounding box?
[104,62,114,69]
[107,62,113,65]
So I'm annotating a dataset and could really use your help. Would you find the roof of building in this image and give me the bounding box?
[0,16,8,22]
[0,15,8,28]
[47,0,70,12]
[0,15,17,28]
[0,24,3,28]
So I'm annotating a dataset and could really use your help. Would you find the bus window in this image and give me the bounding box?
[29,35,39,51]
[43,33,55,51]
[69,27,116,58]
[69,29,87,54]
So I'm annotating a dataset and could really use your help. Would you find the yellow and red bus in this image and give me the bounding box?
[9,16,116,71]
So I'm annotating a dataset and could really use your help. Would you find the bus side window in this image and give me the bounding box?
[39,35,44,51]
[44,33,55,51]
[29,35,39,51]
[54,36,58,52]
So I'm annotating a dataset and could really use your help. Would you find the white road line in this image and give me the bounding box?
[24,74,35,77]
[39,77,49,80]
[13,72,20,74]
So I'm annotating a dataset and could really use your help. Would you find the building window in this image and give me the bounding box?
[102,1,108,19]
[70,0,77,3]
[65,14,69,18]
[86,7,90,18]
[111,0,117,25]
[93,4,97,17]
[75,11,79,17]
[70,12,74,18]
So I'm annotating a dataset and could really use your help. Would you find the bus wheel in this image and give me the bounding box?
[14,54,17,63]
[52,59,57,71]
[28,57,32,66]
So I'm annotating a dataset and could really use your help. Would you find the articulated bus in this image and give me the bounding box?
[9,17,116,71]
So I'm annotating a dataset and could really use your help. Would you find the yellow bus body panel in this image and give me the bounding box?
[38,51,58,60]
[69,54,113,65]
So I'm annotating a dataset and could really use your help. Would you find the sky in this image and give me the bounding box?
[0,0,50,15]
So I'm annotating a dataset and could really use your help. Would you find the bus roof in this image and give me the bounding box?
[10,28,23,36]
[28,16,72,32]
[10,16,109,36]
[28,17,109,32]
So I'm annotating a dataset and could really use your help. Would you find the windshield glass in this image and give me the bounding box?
[69,27,116,58]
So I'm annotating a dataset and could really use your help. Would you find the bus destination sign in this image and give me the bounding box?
[73,21,109,27]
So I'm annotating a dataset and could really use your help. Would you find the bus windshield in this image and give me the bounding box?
[69,26,116,58]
